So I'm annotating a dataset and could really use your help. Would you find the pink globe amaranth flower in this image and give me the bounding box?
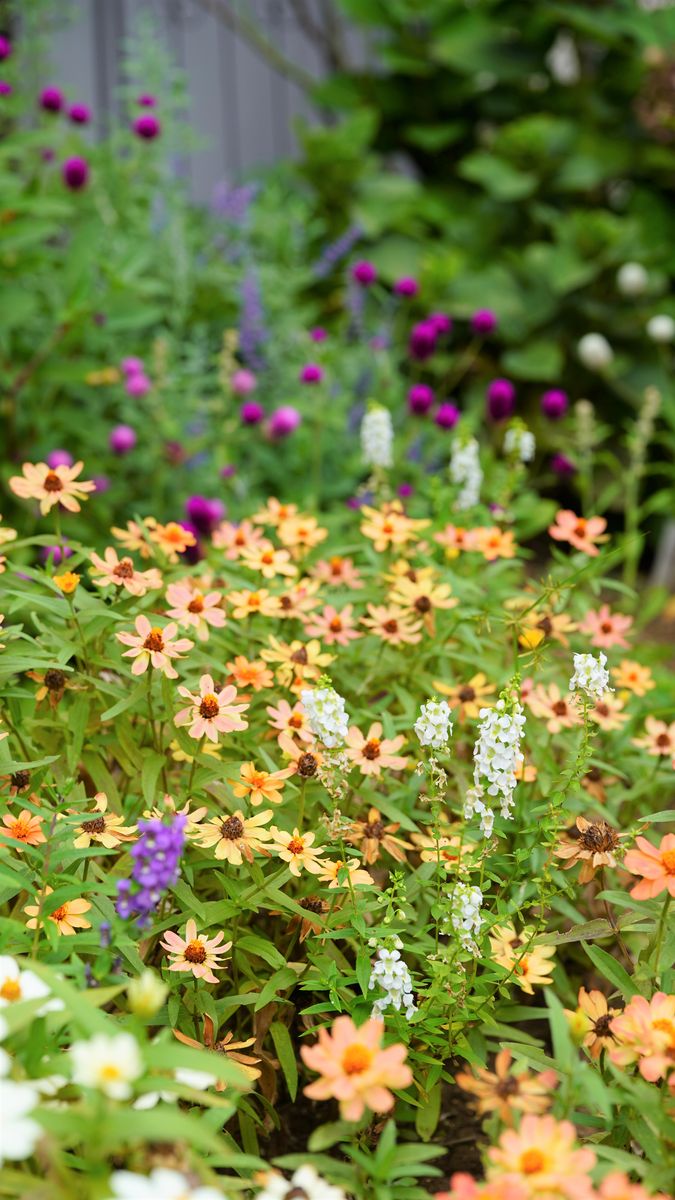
[109,424,137,455]
[241,400,264,425]
[394,276,419,297]
[41,542,72,564]
[46,449,74,469]
[486,378,516,421]
[220,464,236,478]
[40,86,64,113]
[125,372,151,398]
[185,494,225,535]
[133,113,161,140]
[230,368,257,395]
[121,356,144,376]
[93,475,110,493]
[435,402,460,429]
[300,362,324,384]
[351,259,377,286]
[0,36,11,60]
[408,383,435,415]
[551,452,576,477]
[409,320,438,361]
[137,93,156,107]
[0,81,12,96]
[269,406,301,438]
[541,389,569,419]
[471,308,497,335]
[62,156,89,190]
[310,327,328,342]
[429,312,452,336]
[68,102,91,125]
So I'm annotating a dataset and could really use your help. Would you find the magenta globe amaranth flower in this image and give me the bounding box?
[394,276,419,298]
[41,542,73,565]
[540,389,569,420]
[310,327,328,342]
[109,424,137,455]
[0,36,11,60]
[300,362,324,384]
[471,308,498,335]
[220,464,236,479]
[62,156,89,190]
[125,372,151,398]
[68,102,91,125]
[408,383,435,415]
[398,482,414,498]
[133,113,161,140]
[429,312,452,336]
[40,86,64,113]
[0,81,12,96]
[551,452,577,477]
[121,356,144,377]
[435,402,460,429]
[46,449,74,469]
[269,405,301,438]
[486,378,516,421]
[351,260,377,286]
[408,320,438,361]
[137,93,156,107]
[230,368,256,395]
[93,475,110,494]
[241,400,264,425]
[185,495,225,535]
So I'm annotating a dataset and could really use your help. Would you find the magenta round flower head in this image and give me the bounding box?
[550,452,577,477]
[269,405,301,438]
[0,36,11,60]
[0,81,12,96]
[133,113,161,140]
[394,276,419,298]
[408,320,438,361]
[137,93,156,107]
[398,482,414,498]
[540,388,569,420]
[408,383,435,415]
[121,356,144,376]
[42,147,55,162]
[300,362,324,384]
[429,312,452,336]
[46,449,74,469]
[178,521,203,565]
[310,327,328,342]
[93,475,110,493]
[185,494,225,535]
[40,86,63,113]
[471,308,497,336]
[109,424,137,455]
[62,156,89,190]
[125,372,151,398]
[351,260,377,286]
[435,401,460,429]
[231,368,256,395]
[41,542,72,565]
[68,102,91,125]
[240,400,264,425]
[220,464,236,479]
[486,378,516,421]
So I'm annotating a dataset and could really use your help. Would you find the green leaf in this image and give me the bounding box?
[583,944,639,999]
[415,1077,442,1141]
[270,1020,298,1100]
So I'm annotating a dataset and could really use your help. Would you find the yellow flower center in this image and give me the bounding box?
[520,1149,546,1175]
[342,1044,373,1075]
[0,978,21,1002]
[99,1064,122,1081]
[661,850,675,874]
[8,819,33,842]
[287,837,305,855]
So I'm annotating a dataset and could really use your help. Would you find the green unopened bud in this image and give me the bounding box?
[128,969,167,1018]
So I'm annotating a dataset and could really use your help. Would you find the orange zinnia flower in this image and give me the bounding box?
[345,722,409,776]
[317,857,374,890]
[212,518,267,558]
[487,1114,596,1197]
[624,834,675,900]
[252,497,299,527]
[198,810,273,864]
[301,1015,412,1121]
[147,520,196,562]
[227,588,280,619]
[231,761,294,806]
[611,660,654,697]
[360,503,428,552]
[277,514,328,553]
[240,542,297,579]
[610,992,675,1083]
[226,655,274,691]
[1,809,46,851]
[474,526,517,561]
[489,925,556,995]
[10,461,95,515]
[456,1049,556,1123]
[270,827,326,876]
[548,509,607,556]
[24,886,92,935]
[72,792,136,848]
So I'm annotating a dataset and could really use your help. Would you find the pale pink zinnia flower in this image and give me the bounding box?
[487,1114,596,1198]
[165,581,226,641]
[304,604,362,647]
[578,604,633,649]
[90,546,162,596]
[161,918,232,983]
[116,615,193,678]
[301,1015,412,1121]
[174,674,249,741]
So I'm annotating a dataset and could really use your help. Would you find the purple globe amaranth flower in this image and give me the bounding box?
[241,400,264,425]
[551,452,577,477]
[109,424,137,455]
[351,260,377,286]
[62,156,89,190]
[408,383,435,415]
[68,102,91,124]
[269,406,301,438]
[40,86,64,113]
[0,81,12,96]
[46,449,74,469]
[486,378,516,421]
[41,542,72,564]
[429,312,452,336]
[398,482,414,498]
[125,372,151,398]
[310,327,328,342]
[300,362,324,384]
[121,356,144,376]
[435,402,461,429]
[42,147,55,162]
[540,389,569,420]
[408,320,438,361]
[394,276,419,298]
[133,113,161,140]
[220,464,236,478]
[230,368,256,395]
[471,308,498,335]
[116,816,186,927]
[137,93,156,107]
[93,475,110,493]
[185,494,225,534]
[0,36,11,60]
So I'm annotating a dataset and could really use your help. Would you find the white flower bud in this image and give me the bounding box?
[617,262,648,297]
[578,333,613,371]
[647,314,675,344]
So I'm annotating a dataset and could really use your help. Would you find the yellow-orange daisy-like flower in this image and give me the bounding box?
[360,603,422,646]
[345,722,409,776]
[456,1049,556,1123]
[24,886,92,936]
[434,525,478,557]
[173,1016,261,1084]
[388,575,457,632]
[474,526,517,561]
[147,520,196,562]
[261,637,333,691]
[165,581,225,641]
[72,792,137,848]
[142,795,207,841]
[110,519,154,559]
[489,925,556,995]
[116,615,193,678]
[611,660,655,697]
[231,761,295,807]
[564,987,620,1059]
[9,461,95,515]
[0,809,46,852]
[487,1114,596,1197]
[301,1015,412,1121]
[160,919,231,984]
[275,579,322,620]
[434,673,495,721]
[90,547,162,596]
[226,655,274,692]
[53,571,81,594]
[317,857,374,890]
[411,830,476,870]
[198,809,273,864]
[175,674,249,742]
[624,833,675,900]
[277,514,328,553]
[360,503,428,552]
[252,497,299,527]
[227,588,280,619]
[270,827,325,876]
[516,605,577,648]
[240,542,297,579]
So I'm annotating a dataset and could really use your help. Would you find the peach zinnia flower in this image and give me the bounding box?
[361,604,422,646]
[231,761,294,807]
[161,919,231,983]
[474,526,517,561]
[489,925,556,995]
[266,699,313,745]
[24,885,92,935]
[261,637,333,691]
[252,497,298,526]
[212,518,266,559]
[548,509,607,556]
[526,684,580,733]
[564,987,620,1059]
[632,717,675,758]
[456,1049,556,1123]
[227,588,280,619]
[360,503,428,552]
[345,722,409,776]
[227,655,274,692]
[301,1015,412,1120]
[610,992,675,1083]
[10,460,95,514]
[116,615,193,678]
[611,660,654,697]
[72,792,136,848]
[317,858,374,890]
[147,520,196,562]
[111,518,154,559]
[277,514,328,553]
[598,1173,670,1200]
[487,1114,596,1197]
[624,834,675,900]
[276,579,321,620]
[165,581,225,641]
[198,810,273,864]
[579,604,633,649]
[311,555,363,588]
[304,604,362,647]
[240,542,297,579]
[589,693,628,731]
[175,675,249,742]
[270,827,325,876]
[0,809,46,851]
[90,547,162,596]
[347,806,412,864]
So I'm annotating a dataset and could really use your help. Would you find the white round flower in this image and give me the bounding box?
[415,699,453,750]
[300,685,349,749]
[578,333,613,370]
[616,262,647,297]
[361,405,393,469]
[70,1032,142,1100]
[647,314,675,344]
[0,956,62,1015]
[569,652,612,700]
[446,882,484,953]
[0,1078,41,1164]
[106,1168,223,1200]
[546,32,580,85]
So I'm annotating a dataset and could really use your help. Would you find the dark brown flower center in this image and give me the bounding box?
[600,621,613,634]
[290,647,308,665]
[184,940,207,964]
[414,595,432,613]
[300,895,324,914]
[43,471,64,492]
[329,617,343,631]
[383,619,398,634]
[221,816,244,840]
[552,700,568,716]
[143,628,165,652]
[536,616,553,636]
[44,669,66,691]
[458,686,475,702]
[494,1075,519,1099]
[363,739,381,760]
[10,770,30,790]
[199,694,220,719]
[593,1014,613,1037]
[579,821,619,852]
[297,752,318,778]
[113,558,135,579]
[364,819,385,839]
[280,596,293,610]
[656,733,670,748]
[586,767,602,781]
[595,703,609,717]
[187,595,205,613]
[81,816,106,834]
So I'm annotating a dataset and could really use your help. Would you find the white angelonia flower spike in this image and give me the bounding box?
[361,405,393,469]
[450,436,482,510]
[368,947,417,1018]
[446,882,484,954]
[504,425,535,463]
[300,685,349,749]
[569,652,611,700]
[471,699,526,827]
[415,699,453,750]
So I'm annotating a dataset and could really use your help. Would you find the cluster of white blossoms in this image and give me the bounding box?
[463,783,494,839]
[0,1047,42,1167]
[445,882,484,954]
[256,1164,347,1200]
[361,404,393,469]
[503,425,535,463]
[105,1168,224,1200]
[569,652,612,701]
[70,1032,142,1100]
[472,700,526,822]
[368,947,417,1018]
[414,698,453,750]
[449,435,482,509]
[300,685,350,749]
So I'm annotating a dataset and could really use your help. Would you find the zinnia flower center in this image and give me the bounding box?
[297,752,318,777]
[458,686,475,702]
[329,557,343,573]
[552,700,568,716]
[144,628,165,652]
[81,816,106,834]
[50,905,68,922]
[184,940,207,964]
[415,595,432,613]
[520,1149,546,1174]
[656,733,670,748]
[329,617,343,632]
[600,621,613,633]
[494,1076,519,1098]
[187,594,205,613]
[221,816,244,840]
[291,647,308,665]
[342,1043,373,1075]
[574,521,587,538]
[289,714,304,728]
[595,703,609,717]
[199,694,220,719]
[300,896,324,913]
[10,820,33,841]
[113,558,134,579]
[10,770,30,790]
[383,620,398,634]
[661,849,675,874]
[593,1014,613,1037]
[44,669,66,691]
[537,616,553,635]
[43,471,64,492]
[0,978,21,1001]
[363,739,381,760]
[364,820,385,839]
[287,837,305,855]
[579,821,618,853]
[261,551,275,565]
